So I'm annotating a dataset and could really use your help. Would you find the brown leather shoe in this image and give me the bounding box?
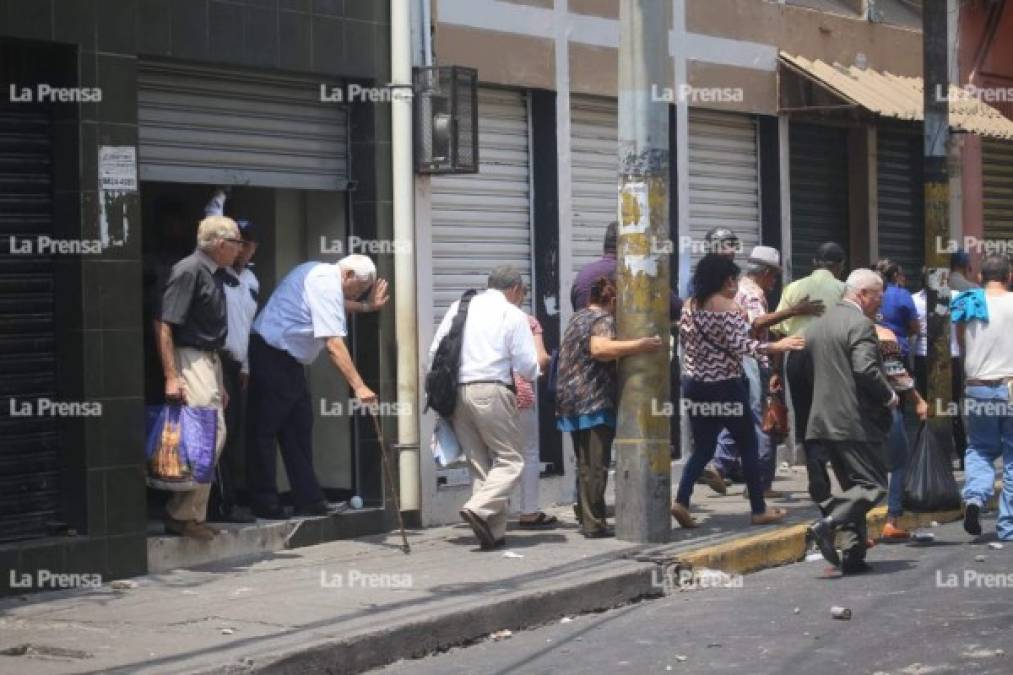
[199,522,222,536]
[164,517,215,541]
[699,466,727,495]
[670,502,699,529]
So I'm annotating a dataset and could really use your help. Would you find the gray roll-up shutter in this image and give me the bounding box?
[789,123,849,278]
[570,95,617,280]
[688,110,760,272]
[983,139,1013,244]
[138,61,348,190]
[431,88,532,328]
[877,126,924,289]
[0,104,60,542]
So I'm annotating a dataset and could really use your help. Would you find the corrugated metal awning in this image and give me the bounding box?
[779,52,1013,140]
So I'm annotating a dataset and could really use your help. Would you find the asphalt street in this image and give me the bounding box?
[379,515,1012,675]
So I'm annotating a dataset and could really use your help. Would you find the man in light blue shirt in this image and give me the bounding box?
[246,254,389,519]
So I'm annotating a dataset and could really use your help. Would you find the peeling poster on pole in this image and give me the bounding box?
[620,181,649,234]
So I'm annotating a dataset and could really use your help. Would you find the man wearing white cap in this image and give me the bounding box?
[711,246,825,495]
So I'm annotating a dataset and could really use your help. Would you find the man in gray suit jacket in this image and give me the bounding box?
[805,269,899,574]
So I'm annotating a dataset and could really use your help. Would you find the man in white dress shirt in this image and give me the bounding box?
[429,266,540,550]
[246,254,389,519]
[209,218,260,523]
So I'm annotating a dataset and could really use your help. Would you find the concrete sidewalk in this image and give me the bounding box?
[0,466,971,675]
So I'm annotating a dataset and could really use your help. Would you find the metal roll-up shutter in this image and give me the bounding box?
[877,127,924,288]
[138,62,348,190]
[431,88,532,327]
[789,123,849,278]
[688,110,760,272]
[570,95,618,281]
[983,139,1013,244]
[0,104,60,542]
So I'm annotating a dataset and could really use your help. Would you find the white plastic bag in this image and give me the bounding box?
[431,417,465,467]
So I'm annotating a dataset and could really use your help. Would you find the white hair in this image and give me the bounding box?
[845,268,883,293]
[197,216,239,251]
[338,254,377,282]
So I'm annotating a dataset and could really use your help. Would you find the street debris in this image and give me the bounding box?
[490,630,512,641]
[929,521,940,528]
[675,655,688,662]
[912,531,936,543]
[975,555,987,562]
[987,542,1004,550]
[831,606,852,620]
[220,628,235,635]
[560,617,574,624]
[793,607,801,614]
[502,551,524,559]
[110,580,138,590]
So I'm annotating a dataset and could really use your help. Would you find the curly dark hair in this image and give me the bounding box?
[588,275,617,307]
[692,254,740,306]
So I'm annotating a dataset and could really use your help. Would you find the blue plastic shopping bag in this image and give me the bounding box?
[145,405,217,491]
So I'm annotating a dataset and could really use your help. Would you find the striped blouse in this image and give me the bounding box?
[679,305,768,381]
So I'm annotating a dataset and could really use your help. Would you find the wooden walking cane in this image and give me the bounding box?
[369,408,411,554]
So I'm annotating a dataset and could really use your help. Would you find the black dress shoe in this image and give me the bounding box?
[841,551,872,575]
[209,506,257,524]
[806,517,840,567]
[252,505,289,520]
[582,527,615,539]
[294,501,332,517]
[964,503,982,536]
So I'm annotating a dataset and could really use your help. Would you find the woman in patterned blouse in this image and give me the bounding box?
[673,254,805,528]
[556,277,665,537]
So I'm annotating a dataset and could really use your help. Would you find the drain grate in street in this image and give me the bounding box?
[0,644,92,660]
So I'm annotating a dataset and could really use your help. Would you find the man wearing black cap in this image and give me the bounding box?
[771,242,847,508]
[209,217,260,523]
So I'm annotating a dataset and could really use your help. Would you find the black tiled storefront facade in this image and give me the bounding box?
[0,0,394,595]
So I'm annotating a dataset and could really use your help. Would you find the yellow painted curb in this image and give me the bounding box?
[673,482,1000,576]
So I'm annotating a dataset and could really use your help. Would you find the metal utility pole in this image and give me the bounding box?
[614,0,672,543]
[922,0,954,449]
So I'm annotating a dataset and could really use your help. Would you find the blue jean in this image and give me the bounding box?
[678,376,767,515]
[885,407,909,517]
[712,358,775,489]
[962,384,1013,540]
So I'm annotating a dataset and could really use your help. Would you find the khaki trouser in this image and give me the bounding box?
[165,347,226,523]
[451,382,524,540]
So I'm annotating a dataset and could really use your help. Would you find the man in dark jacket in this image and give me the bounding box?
[804,268,898,574]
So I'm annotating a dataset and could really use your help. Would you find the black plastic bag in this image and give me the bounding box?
[902,421,961,512]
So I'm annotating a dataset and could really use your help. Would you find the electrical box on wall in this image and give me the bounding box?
[413,65,479,174]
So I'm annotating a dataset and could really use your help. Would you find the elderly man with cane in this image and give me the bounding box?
[246,254,389,519]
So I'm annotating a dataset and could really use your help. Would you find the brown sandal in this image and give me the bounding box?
[750,508,787,525]
[670,503,699,529]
